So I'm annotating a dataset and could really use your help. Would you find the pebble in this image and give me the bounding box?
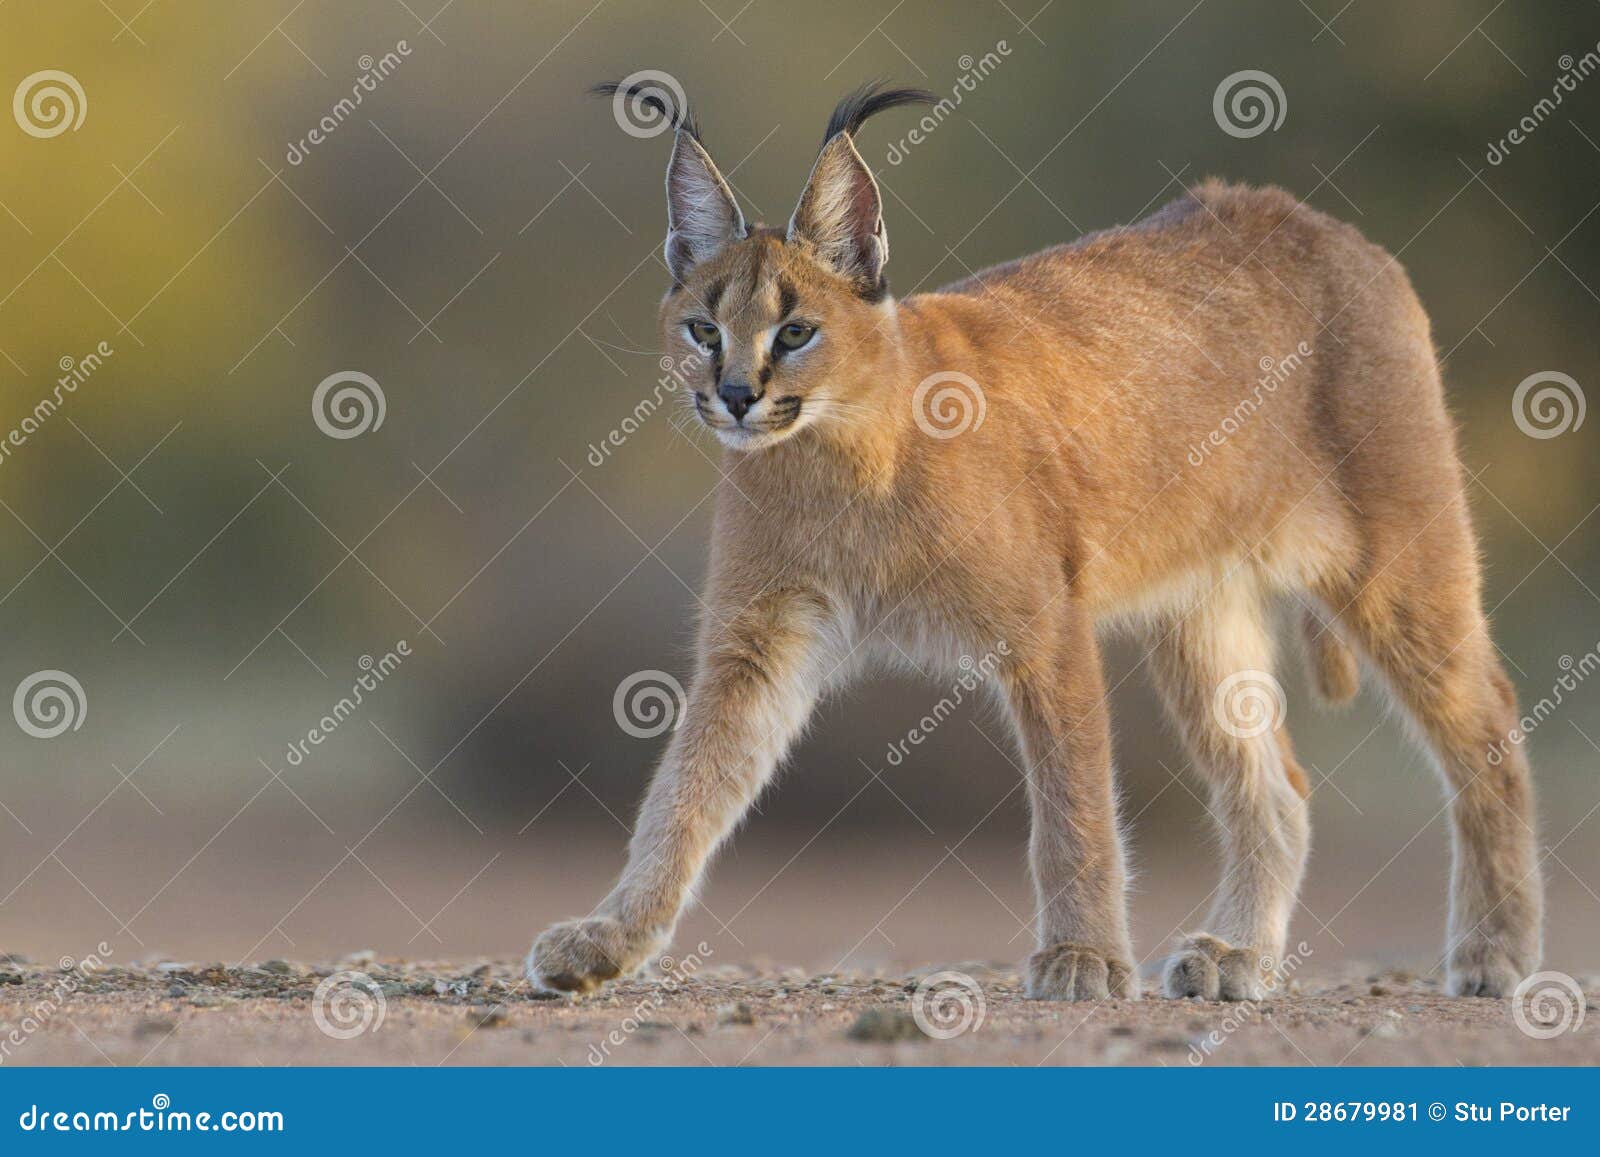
[846,1008,922,1043]
[259,960,294,975]
[716,1002,756,1026]
[470,1006,509,1029]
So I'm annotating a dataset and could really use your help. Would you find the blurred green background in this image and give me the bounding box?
[0,1,1596,978]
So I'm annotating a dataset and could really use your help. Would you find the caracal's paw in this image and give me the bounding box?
[526,916,646,995]
[1163,934,1266,1001]
[1025,941,1140,1001]
[1445,933,1529,998]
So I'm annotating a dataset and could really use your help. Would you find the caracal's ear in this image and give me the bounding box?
[787,82,933,293]
[591,76,746,284]
[664,132,745,281]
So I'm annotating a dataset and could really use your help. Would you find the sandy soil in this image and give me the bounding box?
[2,954,1596,1067]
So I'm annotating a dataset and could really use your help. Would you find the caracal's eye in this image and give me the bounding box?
[686,320,721,349]
[775,322,816,351]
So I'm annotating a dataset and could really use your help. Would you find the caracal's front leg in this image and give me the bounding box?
[1005,604,1139,1000]
[527,585,838,993]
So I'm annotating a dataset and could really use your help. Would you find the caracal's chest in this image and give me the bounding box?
[725,465,994,673]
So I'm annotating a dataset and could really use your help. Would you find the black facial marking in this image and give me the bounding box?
[777,278,798,320]
[705,277,727,317]
[758,361,773,387]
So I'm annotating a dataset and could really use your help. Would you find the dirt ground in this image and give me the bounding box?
[2,954,1596,1067]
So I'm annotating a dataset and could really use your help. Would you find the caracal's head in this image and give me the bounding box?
[594,78,934,452]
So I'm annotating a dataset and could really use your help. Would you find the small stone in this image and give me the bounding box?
[341,949,376,965]
[259,959,294,975]
[0,971,23,986]
[189,993,226,1008]
[1109,1025,1136,1037]
[1369,983,1389,996]
[1372,1022,1401,1039]
[469,1006,508,1029]
[133,1017,177,1038]
[166,984,187,997]
[716,1002,756,1026]
[846,1008,922,1043]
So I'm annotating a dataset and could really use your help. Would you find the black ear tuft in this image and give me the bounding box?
[590,78,702,142]
[822,80,935,145]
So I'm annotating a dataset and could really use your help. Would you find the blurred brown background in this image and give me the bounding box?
[0,1,1597,981]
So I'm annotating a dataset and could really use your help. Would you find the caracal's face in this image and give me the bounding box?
[661,228,887,452]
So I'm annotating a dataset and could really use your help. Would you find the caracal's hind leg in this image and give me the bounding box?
[1314,514,1542,996]
[1148,577,1311,1000]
